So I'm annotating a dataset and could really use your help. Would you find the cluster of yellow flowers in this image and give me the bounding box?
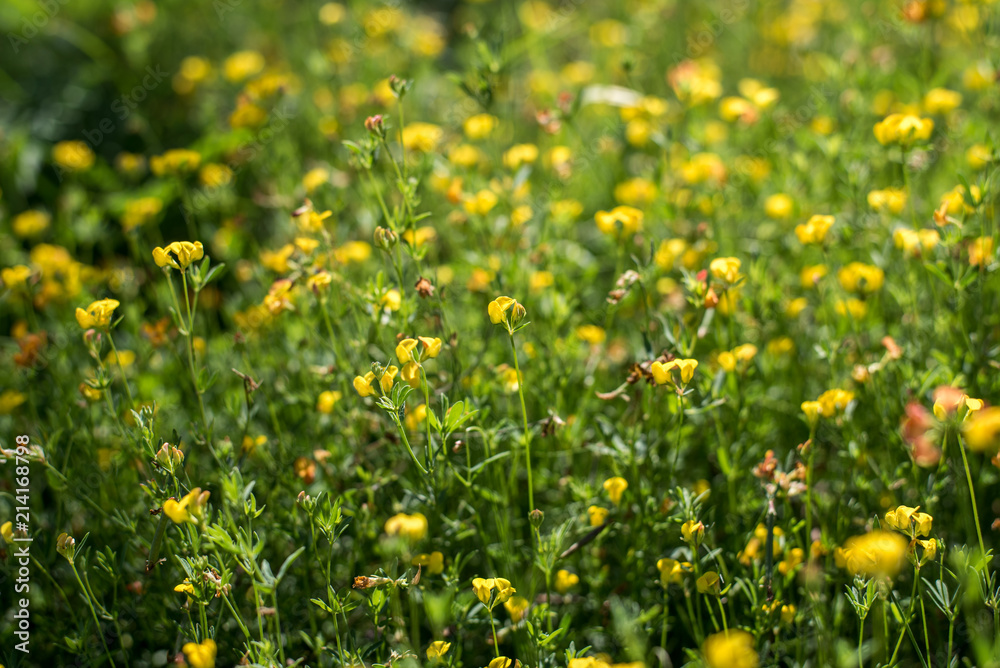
[801,388,855,427]
[835,530,908,578]
[794,214,835,245]
[594,205,644,237]
[384,512,428,541]
[873,113,934,146]
[75,299,120,330]
[472,576,516,608]
[153,241,205,270]
[395,336,443,387]
[651,358,698,389]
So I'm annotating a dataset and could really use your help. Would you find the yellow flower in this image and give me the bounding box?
[472,577,493,604]
[554,569,579,594]
[381,289,402,311]
[488,295,525,330]
[967,144,991,170]
[795,214,835,245]
[969,236,994,267]
[12,210,51,238]
[2,265,33,288]
[150,148,202,176]
[764,193,793,220]
[174,579,196,597]
[401,123,443,152]
[152,241,205,270]
[709,257,742,283]
[650,358,699,387]
[835,298,868,319]
[603,476,628,505]
[614,178,657,206]
[385,512,428,541]
[473,577,516,606]
[316,390,342,414]
[464,114,499,140]
[885,505,933,538]
[464,189,499,216]
[0,390,26,416]
[121,197,163,232]
[912,538,937,567]
[52,140,95,171]
[163,487,209,524]
[1,521,14,544]
[588,505,609,527]
[396,338,419,363]
[962,407,1000,452]
[427,641,452,660]
[816,389,854,417]
[488,658,520,668]
[418,336,442,358]
[923,88,962,115]
[75,299,120,330]
[656,558,687,586]
[868,188,908,214]
[839,530,908,578]
[303,167,330,193]
[449,144,484,168]
[837,262,884,294]
[781,604,796,624]
[873,113,934,146]
[182,638,217,668]
[223,50,265,82]
[801,401,821,428]
[682,520,705,547]
[504,595,530,622]
[401,361,421,389]
[353,367,398,397]
[703,630,758,668]
[696,571,721,596]
[576,325,606,345]
[503,144,539,170]
[412,551,444,575]
[594,206,643,237]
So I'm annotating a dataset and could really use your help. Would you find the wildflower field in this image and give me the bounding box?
[4,0,1000,666]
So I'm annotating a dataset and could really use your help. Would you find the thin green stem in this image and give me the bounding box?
[957,432,990,567]
[71,562,117,668]
[489,610,500,657]
[106,332,135,412]
[510,333,534,511]
[393,414,429,475]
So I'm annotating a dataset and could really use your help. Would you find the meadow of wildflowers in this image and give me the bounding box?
[2,0,1000,667]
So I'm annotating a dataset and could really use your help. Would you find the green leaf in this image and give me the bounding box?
[276,546,306,584]
[922,262,952,288]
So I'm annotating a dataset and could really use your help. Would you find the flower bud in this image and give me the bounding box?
[529,508,544,529]
[510,302,527,327]
[155,443,185,470]
[365,114,385,136]
[374,226,398,250]
[57,533,76,562]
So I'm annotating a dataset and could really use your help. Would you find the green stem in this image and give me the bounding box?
[272,592,286,665]
[222,591,252,640]
[670,393,686,477]
[510,333,534,511]
[421,367,434,465]
[106,331,135,412]
[858,617,864,668]
[489,610,500,657]
[393,414,429,475]
[957,432,990,571]
[71,562,117,667]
